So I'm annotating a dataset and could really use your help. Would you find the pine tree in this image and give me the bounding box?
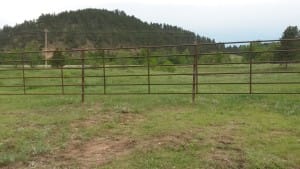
[278,26,299,68]
[50,49,65,68]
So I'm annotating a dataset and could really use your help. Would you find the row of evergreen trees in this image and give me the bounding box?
[225,26,300,64]
[0,9,214,49]
[0,7,299,68]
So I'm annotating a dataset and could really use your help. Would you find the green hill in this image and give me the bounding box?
[0,8,214,50]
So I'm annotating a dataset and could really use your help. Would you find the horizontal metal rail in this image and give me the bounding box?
[1,82,299,88]
[1,38,300,54]
[0,39,299,103]
[0,92,299,96]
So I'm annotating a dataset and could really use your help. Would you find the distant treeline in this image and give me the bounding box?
[225,26,300,64]
[0,8,214,49]
[0,8,299,68]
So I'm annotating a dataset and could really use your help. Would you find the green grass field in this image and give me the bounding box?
[0,63,299,169]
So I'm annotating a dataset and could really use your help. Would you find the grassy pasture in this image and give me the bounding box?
[0,63,299,168]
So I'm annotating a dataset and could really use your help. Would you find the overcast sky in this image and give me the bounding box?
[0,0,299,42]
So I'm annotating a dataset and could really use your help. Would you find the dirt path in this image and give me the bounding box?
[3,117,246,169]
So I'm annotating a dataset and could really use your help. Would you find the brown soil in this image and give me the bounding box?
[6,130,199,169]
[4,119,247,169]
[60,137,136,168]
[57,130,199,168]
[207,121,246,169]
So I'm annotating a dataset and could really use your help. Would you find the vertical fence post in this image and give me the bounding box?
[21,53,26,94]
[192,44,197,103]
[194,41,199,94]
[81,50,85,103]
[146,48,151,94]
[60,65,64,95]
[249,42,253,94]
[102,50,106,94]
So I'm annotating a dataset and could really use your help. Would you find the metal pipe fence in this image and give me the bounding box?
[0,39,299,103]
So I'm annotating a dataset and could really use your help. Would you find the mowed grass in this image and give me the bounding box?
[0,63,299,168]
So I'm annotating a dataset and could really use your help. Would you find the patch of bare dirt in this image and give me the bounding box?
[207,121,246,169]
[16,130,200,169]
[5,119,248,169]
[71,112,144,129]
[60,137,136,168]
[269,128,294,137]
[210,148,245,169]
[58,130,200,168]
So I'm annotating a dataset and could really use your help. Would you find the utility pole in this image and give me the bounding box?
[44,28,48,67]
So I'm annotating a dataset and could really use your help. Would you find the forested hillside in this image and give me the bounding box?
[0,9,298,68]
[0,8,214,50]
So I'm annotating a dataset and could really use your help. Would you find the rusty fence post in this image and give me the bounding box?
[81,50,85,103]
[192,43,198,103]
[195,41,199,94]
[21,53,26,94]
[60,65,64,95]
[102,50,106,94]
[249,43,253,94]
[146,48,151,94]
